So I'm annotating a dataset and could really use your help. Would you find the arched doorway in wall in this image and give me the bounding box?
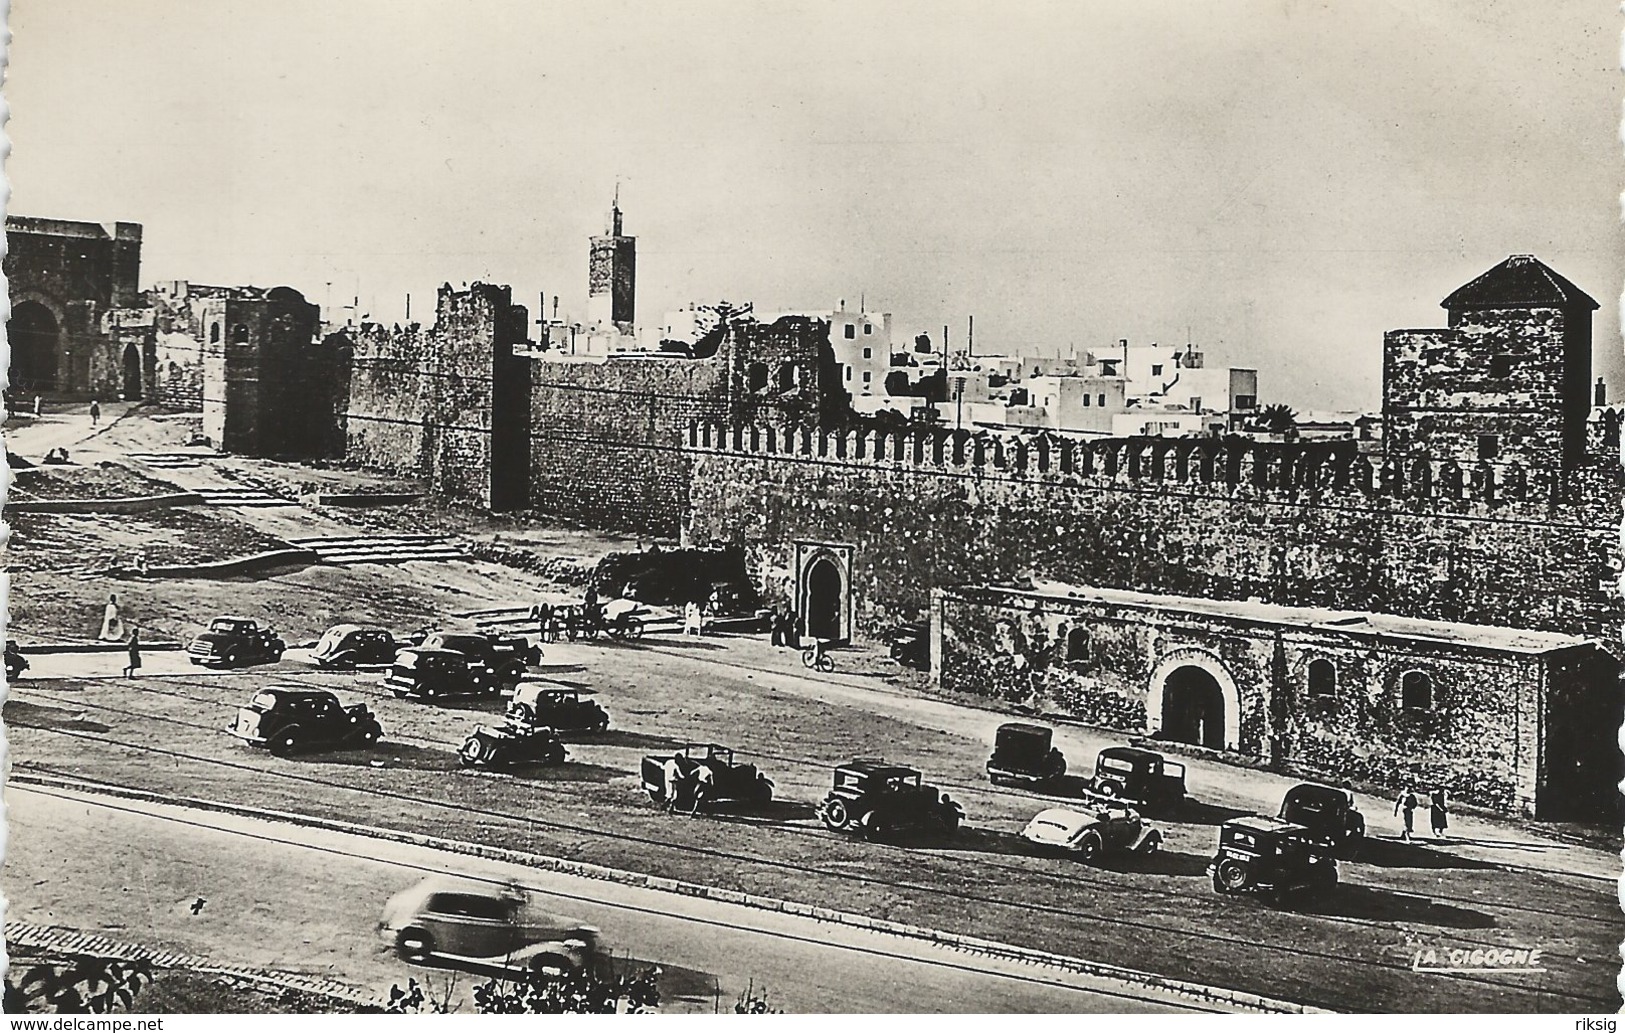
[1160,665,1228,749]
[122,343,143,400]
[9,300,61,391]
[804,557,843,641]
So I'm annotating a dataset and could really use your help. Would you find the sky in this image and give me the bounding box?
[5,0,1621,410]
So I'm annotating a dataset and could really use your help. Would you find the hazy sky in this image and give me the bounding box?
[6,1,1621,409]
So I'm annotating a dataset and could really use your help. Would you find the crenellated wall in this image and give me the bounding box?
[683,418,1623,645]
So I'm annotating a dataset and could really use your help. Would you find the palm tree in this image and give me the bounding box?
[1255,403,1298,434]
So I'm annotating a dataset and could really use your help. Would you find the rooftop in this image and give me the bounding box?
[1442,254,1598,312]
[967,579,1596,655]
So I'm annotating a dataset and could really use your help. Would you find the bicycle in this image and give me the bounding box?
[801,639,834,673]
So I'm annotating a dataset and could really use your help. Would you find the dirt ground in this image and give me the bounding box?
[10,462,183,501]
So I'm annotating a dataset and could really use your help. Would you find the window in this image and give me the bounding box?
[748,362,770,392]
[1400,670,1433,711]
[230,323,250,344]
[1235,395,1256,410]
[209,323,221,344]
[844,324,856,340]
[1307,658,1336,698]
[426,893,510,921]
[863,348,872,359]
[1151,364,1163,376]
[1082,394,1092,407]
[1066,626,1091,662]
[1477,434,1499,461]
[862,371,872,384]
[864,324,873,335]
[845,368,853,381]
[1098,394,1107,407]
[1489,355,1514,378]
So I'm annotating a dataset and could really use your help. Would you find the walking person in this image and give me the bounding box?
[661,756,685,815]
[784,607,800,649]
[1394,785,1419,842]
[689,761,715,816]
[31,395,41,418]
[769,606,785,648]
[98,593,125,642]
[124,629,142,679]
[89,399,101,427]
[1429,787,1449,839]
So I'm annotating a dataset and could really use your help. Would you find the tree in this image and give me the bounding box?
[691,300,757,358]
[1253,403,1298,434]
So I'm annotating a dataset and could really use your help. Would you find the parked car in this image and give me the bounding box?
[459,719,567,768]
[819,761,963,840]
[1208,816,1338,903]
[886,621,931,671]
[385,648,501,700]
[507,684,610,732]
[1020,804,1163,860]
[1278,782,1366,849]
[419,631,533,683]
[5,640,28,681]
[188,616,286,668]
[379,876,606,980]
[986,722,1067,788]
[311,624,398,669]
[1084,746,1187,810]
[640,743,774,810]
[228,687,383,756]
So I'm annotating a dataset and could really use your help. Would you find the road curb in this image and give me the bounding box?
[11,772,1324,1014]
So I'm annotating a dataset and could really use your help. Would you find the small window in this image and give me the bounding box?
[1235,395,1256,410]
[1082,395,1092,407]
[1151,364,1163,376]
[426,893,510,921]
[209,323,221,344]
[1307,658,1336,698]
[845,368,853,381]
[844,324,856,340]
[862,371,872,384]
[1401,670,1433,711]
[864,324,873,335]
[1098,394,1107,407]
[863,348,872,359]
[230,323,250,344]
[1066,626,1091,662]
[748,362,770,392]
[1489,355,1514,378]
[1477,434,1499,461]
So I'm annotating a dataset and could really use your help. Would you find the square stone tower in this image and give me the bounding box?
[1383,254,1598,470]
[587,199,636,330]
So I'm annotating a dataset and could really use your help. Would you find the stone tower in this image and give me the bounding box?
[587,197,636,330]
[1383,254,1598,470]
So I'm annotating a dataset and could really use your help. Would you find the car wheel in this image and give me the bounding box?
[822,797,852,831]
[543,744,566,766]
[459,738,486,767]
[225,651,239,667]
[396,927,435,964]
[751,778,774,805]
[269,726,301,757]
[1095,781,1119,799]
[272,646,285,661]
[1076,833,1102,861]
[359,722,382,746]
[1216,858,1251,893]
[509,703,534,725]
[593,713,610,733]
[1137,830,1163,855]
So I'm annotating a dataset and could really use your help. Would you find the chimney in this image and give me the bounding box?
[1596,377,1607,405]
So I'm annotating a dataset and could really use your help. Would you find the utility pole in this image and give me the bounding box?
[405,293,411,322]
[968,314,974,358]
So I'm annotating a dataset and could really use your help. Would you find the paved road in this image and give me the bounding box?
[3,783,1226,1014]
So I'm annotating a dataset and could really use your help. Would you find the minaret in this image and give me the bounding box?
[587,190,636,329]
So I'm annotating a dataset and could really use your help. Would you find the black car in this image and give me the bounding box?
[188,616,287,668]
[386,648,502,700]
[1208,816,1338,903]
[640,743,774,811]
[5,640,28,681]
[1085,746,1187,810]
[419,632,533,684]
[1279,783,1366,849]
[819,761,963,840]
[459,719,567,768]
[506,684,610,732]
[986,722,1067,788]
[886,621,931,671]
[229,687,383,756]
[311,624,398,669]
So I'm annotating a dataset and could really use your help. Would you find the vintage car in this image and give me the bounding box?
[819,761,963,840]
[1084,746,1187,810]
[507,684,610,732]
[640,743,774,810]
[5,640,28,681]
[459,719,567,768]
[310,624,398,669]
[187,616,287,668]
[379,876,606,980]
[886,621,931,671]
[229,687,383,756]
[419,631,533,683]
[1020,804,1163,860]
[1278,782,1366,849]
[385,648,502,700]
[986,722,1068,788]
[1208,816,1339,902]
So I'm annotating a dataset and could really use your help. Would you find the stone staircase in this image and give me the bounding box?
[191,485,297,507]
[286,533,468,565]
[126,451,212,470]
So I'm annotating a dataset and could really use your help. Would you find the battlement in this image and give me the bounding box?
[687,418,1616,513]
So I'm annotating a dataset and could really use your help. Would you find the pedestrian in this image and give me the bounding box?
[683,599,703,637]
[98,593,125,642]
[661,756,685,815]
[134,548,150,577]
[89,399,101,426]
[1429,788,1449,839]
[1394,785,1419,842]
[690,762,715,816]
[769,606,785,648]
[32,394,41,418]
[784,607,800,649]
[124,629,142,679]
